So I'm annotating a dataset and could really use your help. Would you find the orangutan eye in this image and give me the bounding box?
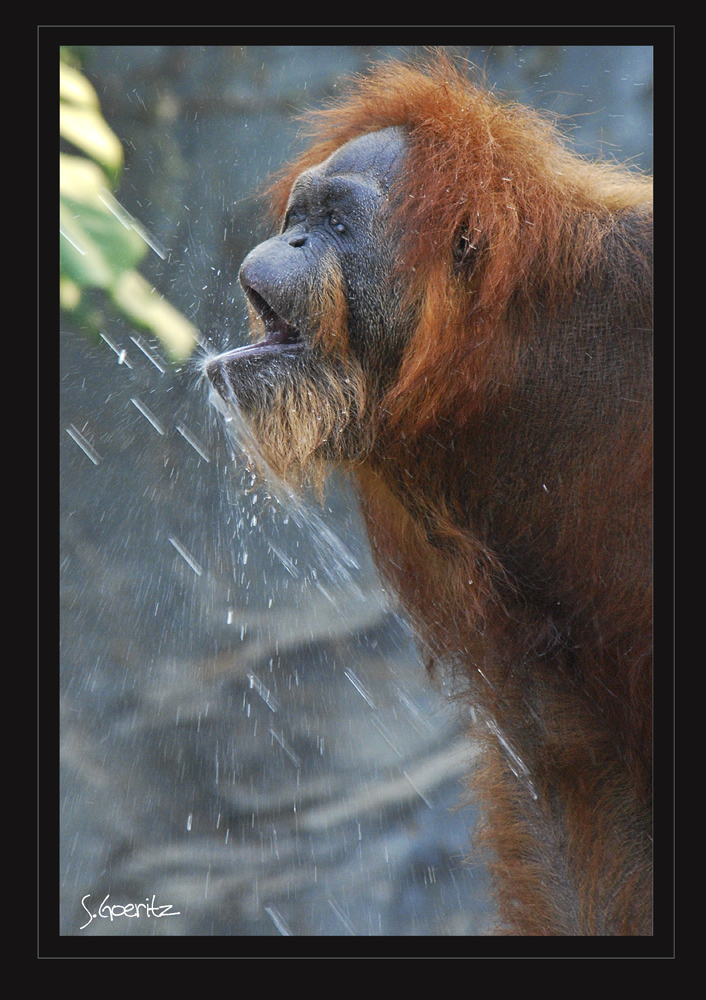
[329,213,346,234]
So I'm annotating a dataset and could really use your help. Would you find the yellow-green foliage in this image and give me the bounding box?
[59,56,199,362]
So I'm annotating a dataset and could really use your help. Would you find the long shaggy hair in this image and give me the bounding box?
[219,54,653,935]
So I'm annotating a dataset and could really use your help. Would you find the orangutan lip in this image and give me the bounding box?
[206,288,304,378]
[205,335,305,398]
[204,288,305,389]
[245,285,302,349]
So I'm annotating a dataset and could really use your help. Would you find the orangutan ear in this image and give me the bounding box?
[452,219,486,271]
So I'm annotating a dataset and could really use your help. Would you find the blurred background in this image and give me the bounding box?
[57,42,654,944]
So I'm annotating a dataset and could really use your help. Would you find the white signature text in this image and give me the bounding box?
[80,893,181,930]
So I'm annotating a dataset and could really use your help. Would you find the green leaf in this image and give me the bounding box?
[60,154,147,288]
[59,59,199,361]
[60,62,123,178]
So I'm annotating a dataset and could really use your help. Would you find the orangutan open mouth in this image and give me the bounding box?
[243,285,303,352]
[204,292,304,395]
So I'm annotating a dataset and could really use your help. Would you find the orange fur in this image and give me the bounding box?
[258,54,653,934]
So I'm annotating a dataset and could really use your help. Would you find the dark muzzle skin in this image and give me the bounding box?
[203,268,306,397]
[205,127,407,408]
[203,278,306,407]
